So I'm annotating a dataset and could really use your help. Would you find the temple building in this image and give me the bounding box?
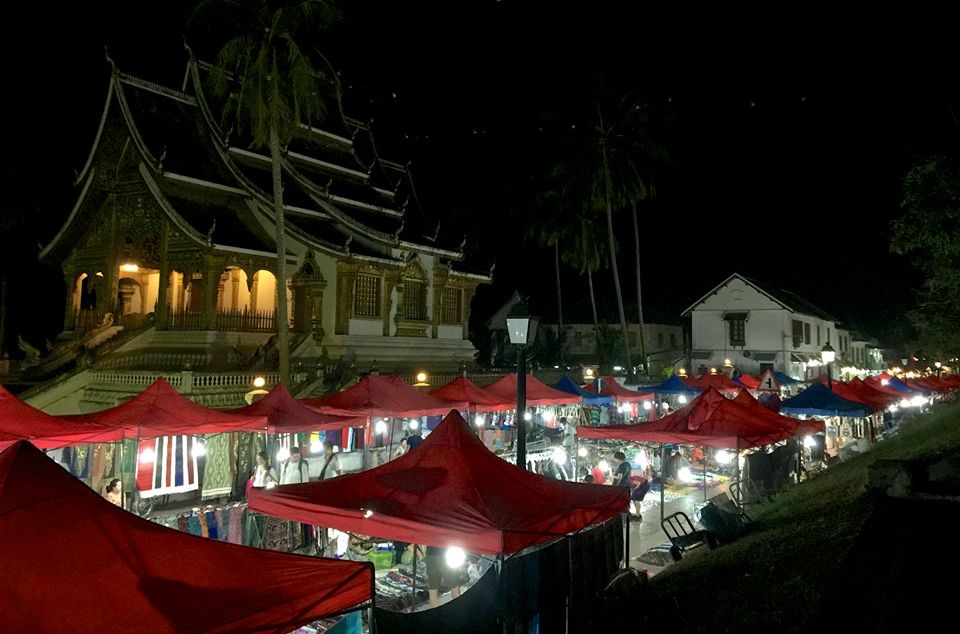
[24,56,490,412]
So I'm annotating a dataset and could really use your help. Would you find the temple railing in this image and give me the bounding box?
[164,308,277,332]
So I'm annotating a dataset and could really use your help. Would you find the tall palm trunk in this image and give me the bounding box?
[270,117,291,387]
[631,201,647,376]
[602,148,633,375]
[554,241,565,367]
[587,268,600,367]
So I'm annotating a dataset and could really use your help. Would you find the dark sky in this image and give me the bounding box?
[3,1,959,352]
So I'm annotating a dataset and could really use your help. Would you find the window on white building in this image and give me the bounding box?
[792,320,803,348]
[724,312,747,347]
[804,322,811,345]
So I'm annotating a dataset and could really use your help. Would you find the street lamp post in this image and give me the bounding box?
[821,342,836,390]
[507,313,538,470]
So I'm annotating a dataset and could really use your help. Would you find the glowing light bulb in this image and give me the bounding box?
[474,415,484,427]
[408,419,420,430]
[643,401,652,410]
[715,450,733,465]
[445,546,466,568]
[192,441,206,458]
[678,394,688,404]
[598,460,610,473]
[803,436,816,448]
[523,412,532,421]
[375,420,388,435]
[543,411,555,423]
[139,448,156,464]
[363,509,374,519]
[577,447,589,458]
[310,441,323,453]
[678,467,694,483]
[276,447,290,462]
[552,446,568,466]
[253,376,266,388]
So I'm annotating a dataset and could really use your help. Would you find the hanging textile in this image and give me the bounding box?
[205,511,219,539]
[215,508,226,541]
[135,435,199,499]
[202,433,234,499]
[90,444,106,492]
[229,505,244,544]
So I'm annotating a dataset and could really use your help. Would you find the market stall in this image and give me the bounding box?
[780,382,876,457]
[0,441,373,633]
[250,410,627,626]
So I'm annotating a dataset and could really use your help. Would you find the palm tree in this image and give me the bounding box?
[590,95,666,378]
[191,0,339,386]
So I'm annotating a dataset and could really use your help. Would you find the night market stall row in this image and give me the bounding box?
[249,410,629,632]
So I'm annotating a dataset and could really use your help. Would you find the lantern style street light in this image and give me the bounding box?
[506,311,539,470]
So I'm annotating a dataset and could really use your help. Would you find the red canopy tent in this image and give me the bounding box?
[577,389,824,448]
[483,373,582,407]
[584,375,653,402]
[860,376,906,397]
[303,375,465,418]
[430,376,513,411]
[683,374,742,393]
[0,385,124,450]
[0,441,372,633]
[736,374,761,389]
[836,380,898,411]
[231,384,364,434]
[250,411,627,555]
[61,378,267,440]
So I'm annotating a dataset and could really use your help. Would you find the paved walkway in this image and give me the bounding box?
[627,480,731,576]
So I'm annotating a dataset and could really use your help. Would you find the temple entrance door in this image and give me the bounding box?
[118,278,143,327]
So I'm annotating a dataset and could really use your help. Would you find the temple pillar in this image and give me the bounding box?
[155,225,170,329]
[335,269,357,335]
[201,256,220,330]
[383,271,401,337]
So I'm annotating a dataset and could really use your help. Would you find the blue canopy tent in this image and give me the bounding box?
[643,375,700,395]
[780,383,872,418]
[552,376,612,407]
[774,371,805,386]
[887,377,929,395]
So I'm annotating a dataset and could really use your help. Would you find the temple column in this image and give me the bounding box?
[383,271,401,337]
[155,225,170,329]
[335,269,356,335]
[201,256,220,330]
[62,268,78,331]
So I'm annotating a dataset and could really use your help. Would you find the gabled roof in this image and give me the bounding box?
[42,56,485,277]
[681,273,839,323]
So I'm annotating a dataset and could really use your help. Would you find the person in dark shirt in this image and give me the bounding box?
[612,451,631,487]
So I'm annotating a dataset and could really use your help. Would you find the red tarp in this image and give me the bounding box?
[303,375,465,418]
[61,378,267,440]
[483,373,582,407]
[732,390,822,432]
[231,384,365,434]
[578,388,823,449]
[736,374,761,389]
[833,380,897,412]
[683,374,743,392]
[585,375,654,402]
[250,410,627,555]
[430,376,513,411]
[0,441,372,633]
[0,385,124,450]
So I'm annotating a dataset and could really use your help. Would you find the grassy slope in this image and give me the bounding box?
[636,401,960,633]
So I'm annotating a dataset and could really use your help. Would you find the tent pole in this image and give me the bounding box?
[659,443,665,524]
[623,512,630,569]
[734,439,740,507]
[703,446,708,502]
[411,542,418,607]
[797,437,802,485]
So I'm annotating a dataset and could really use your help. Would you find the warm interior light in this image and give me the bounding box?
[474,415,484,427]
[678,467,695,483]
[253,376,266,388]
[643,401,652,410]
[803,436,817,448]
[678,394,688,404]
[715,450,733,465]
[408,419,420,430]
[598,460,610,473]
[584,368,596,378]
[375,420,388,435]
[363,509,374,519]
[523,412,532,421]
[120,263,139,273]
[577,447,589,458]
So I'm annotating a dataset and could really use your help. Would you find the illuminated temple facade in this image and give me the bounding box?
[26,57,489,412]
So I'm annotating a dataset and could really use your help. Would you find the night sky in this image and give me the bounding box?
[4,1,959,352]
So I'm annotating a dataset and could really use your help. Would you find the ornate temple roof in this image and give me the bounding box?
[42,55,490,279]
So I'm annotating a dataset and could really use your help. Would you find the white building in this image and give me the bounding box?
[538,322,684,375]
[682,273,843,380]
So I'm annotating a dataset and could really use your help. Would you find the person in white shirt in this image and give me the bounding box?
[252,451,277,488]
[319,441,342,480]
[280,446,310,485]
